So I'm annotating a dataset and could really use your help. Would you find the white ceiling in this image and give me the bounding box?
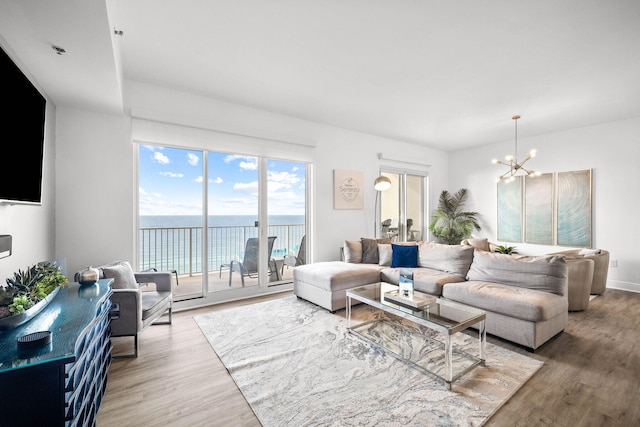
[2,0,640,151]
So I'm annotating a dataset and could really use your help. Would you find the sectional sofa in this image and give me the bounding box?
[293,238,587,350]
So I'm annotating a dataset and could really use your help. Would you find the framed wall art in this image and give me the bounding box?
[497,176,522,242]
[524,173,554,245]
[557,169,592,247]
[333,169,364,210]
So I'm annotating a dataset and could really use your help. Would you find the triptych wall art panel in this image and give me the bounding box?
[524,173,554,245]
[557,169,592,247]
[496,169,592,247]
[497,176,522,242]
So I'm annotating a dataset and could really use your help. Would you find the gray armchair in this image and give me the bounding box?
[75,260,173,358]
[549,249,610,295]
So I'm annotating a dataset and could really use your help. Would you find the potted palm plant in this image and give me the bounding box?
[428,188,481,245]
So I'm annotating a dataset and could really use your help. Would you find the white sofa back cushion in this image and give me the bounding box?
[378,243,392,266]
[418,242,474,278]
[467,250,567,296]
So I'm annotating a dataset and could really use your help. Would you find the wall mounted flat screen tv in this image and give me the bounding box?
[0,44,46,205]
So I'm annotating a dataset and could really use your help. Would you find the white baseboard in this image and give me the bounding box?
[606,280,640,294]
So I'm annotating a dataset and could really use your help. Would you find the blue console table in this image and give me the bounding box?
[0,279,113,426]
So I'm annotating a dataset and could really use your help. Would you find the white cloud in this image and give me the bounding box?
[153,151,170,164]
[224,154,246,163]
[218,197,253,204]
[159,171,183,178]
[214,177,223,184]
[268,181,289,192]
[234,181,258,194]
[268,190,298,200]
[224,154,258,171]
[195,176,203,183]
[187,153,199,166]
[267,171,301,192]
[239,160,257,170]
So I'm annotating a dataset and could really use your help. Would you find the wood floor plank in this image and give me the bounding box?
[97,289,640,426]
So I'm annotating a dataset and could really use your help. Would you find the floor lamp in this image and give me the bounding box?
[374,175,391,238]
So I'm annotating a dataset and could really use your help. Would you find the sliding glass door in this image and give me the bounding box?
[207,152,262,292]
[138,145,205,300]
[138,144,308,302]
[266,159,307,285]
[379,171,425,242]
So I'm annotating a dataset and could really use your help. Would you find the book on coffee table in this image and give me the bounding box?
[398,269,414,297]
[384,289,436,310]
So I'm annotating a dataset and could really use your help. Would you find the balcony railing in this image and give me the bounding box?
[138,224,305,276]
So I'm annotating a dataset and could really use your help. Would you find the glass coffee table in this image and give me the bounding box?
[346,282,486,389]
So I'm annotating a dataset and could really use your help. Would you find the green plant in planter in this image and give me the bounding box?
[0,261,68,319]
[428,188,481,245]
[495,245,518,254]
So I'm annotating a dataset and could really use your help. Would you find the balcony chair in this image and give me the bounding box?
[284,235,306,271]
[75,260,173,358]
[228,236,278,287]
[381,219,394,240]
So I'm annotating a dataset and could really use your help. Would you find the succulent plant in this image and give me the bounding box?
[0,261,68,319]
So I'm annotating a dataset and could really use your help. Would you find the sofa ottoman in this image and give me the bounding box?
[293,261,383,312]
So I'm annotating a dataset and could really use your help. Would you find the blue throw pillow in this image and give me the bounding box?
[391,244,418,268]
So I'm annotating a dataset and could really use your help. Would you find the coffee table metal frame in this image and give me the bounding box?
[346,282,486,389]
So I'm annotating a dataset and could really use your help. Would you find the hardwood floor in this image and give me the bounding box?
[97,289,640,426]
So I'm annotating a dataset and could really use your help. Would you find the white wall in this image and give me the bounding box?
[449,116,640,292]
[125,81,449,263]
[52,81,448,276]
[55,107,134,276]
[0,101,56,281]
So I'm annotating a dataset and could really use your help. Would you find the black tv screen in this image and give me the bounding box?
[0,44,46,205]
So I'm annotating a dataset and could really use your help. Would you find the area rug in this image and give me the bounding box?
[194,296,543,426]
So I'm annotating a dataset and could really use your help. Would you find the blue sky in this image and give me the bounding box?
[138,145,306,216]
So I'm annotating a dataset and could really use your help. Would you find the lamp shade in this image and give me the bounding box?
[374,176,391,191]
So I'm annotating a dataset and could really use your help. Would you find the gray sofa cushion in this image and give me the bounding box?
[462,238,491,252]
[361,237,391,264]
[442,281,568,322]
[467,250,567,296]
[380,267,466,296]
[418,242,474,278]
[344,240,363,263]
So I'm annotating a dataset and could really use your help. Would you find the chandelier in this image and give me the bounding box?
[492,115,540,182]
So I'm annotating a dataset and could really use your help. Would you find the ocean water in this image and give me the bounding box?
[140,215,305,228]
[138,215,305,275]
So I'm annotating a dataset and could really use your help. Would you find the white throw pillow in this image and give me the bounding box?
[378,244,392,266]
